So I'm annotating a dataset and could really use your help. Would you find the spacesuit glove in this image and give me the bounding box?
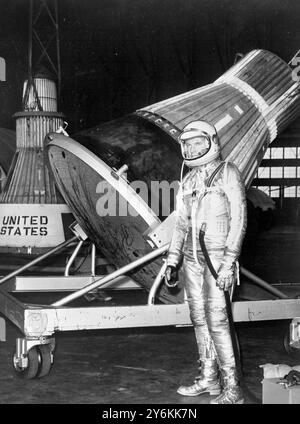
[164,265,179,288]
[216,263,235,291]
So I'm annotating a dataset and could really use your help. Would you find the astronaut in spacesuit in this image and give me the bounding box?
[165,120,247,404]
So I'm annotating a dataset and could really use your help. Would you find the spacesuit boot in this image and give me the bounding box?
[210,367,244,404]
[177,358,221,396]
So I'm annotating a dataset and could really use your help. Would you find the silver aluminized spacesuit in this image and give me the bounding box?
[165,120,247,404]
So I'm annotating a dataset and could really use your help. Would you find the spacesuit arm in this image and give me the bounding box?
[166,186,189,268]
[221,162,247,269]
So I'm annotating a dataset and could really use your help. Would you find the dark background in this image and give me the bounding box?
[0,0,299,132]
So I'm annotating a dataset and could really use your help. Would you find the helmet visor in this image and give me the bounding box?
[182,136,210,160]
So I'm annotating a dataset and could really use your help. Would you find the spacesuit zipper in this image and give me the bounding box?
[191,190,205,277]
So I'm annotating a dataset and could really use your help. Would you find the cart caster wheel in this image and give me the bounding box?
[13,346,40,379]
[37,344,53,378]
[283,327,300,360]
[13,344,53,379]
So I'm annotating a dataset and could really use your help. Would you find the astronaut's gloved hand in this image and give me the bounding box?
[216,263,235,291]
[164,265,179,288]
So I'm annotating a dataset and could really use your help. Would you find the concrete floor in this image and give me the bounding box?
[1,226,300,405]
[0,305,299,404]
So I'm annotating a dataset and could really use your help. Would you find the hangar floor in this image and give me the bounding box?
[0,308,298,404]
[0,226,300,405]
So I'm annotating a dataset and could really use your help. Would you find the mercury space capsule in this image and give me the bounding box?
[46,49,300,304]
[0,72,73,255]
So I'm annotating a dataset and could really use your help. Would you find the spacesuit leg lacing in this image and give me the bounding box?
[177,331,221,396]
[177,358,221,396]
[191,194,205,273]
[210,367,244,404]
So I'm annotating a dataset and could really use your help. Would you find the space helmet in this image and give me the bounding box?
[179,120,220,167]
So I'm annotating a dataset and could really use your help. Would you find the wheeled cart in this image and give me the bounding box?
[0,223,300,379]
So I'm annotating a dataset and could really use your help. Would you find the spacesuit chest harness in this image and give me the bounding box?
[181,161,229,268]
